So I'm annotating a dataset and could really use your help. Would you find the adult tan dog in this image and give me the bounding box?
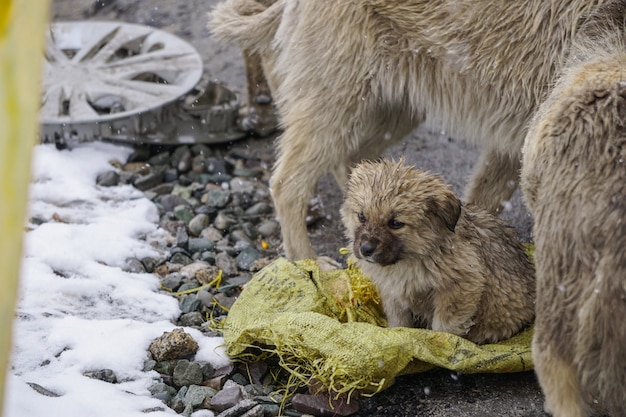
[521,6,626,416]
[341,158,535,344]
[209,0,616,266]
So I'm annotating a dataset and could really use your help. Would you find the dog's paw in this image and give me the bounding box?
[316,256,342,271]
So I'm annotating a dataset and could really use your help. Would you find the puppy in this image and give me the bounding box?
[341,159,535,344]
[521,7,626,416]
[209,0,619,266]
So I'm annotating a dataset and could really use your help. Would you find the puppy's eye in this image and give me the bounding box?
[388,219,405,230]
[357,212,366,223]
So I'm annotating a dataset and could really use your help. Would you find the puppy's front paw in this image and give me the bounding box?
[431,316,474,337]
[316,256,342,271]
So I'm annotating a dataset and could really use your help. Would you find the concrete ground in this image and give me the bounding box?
[48,1,546,415]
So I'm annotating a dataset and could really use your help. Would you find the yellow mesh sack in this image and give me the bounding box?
[222,258,533,396]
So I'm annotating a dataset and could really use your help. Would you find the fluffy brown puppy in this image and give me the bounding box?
[521,8,626,417]
[209,0,620,267]
[341,159,535,344]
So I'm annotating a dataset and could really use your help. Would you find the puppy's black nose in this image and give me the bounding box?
[360,241,377,257]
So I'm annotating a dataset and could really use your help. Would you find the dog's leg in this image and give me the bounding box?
[533,341,587,417]
[240,49,278,136]
[463,147,520,214]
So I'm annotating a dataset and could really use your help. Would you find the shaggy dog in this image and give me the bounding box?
[341,159,535,344]
[209,0,620,268]
[521,6,626,416]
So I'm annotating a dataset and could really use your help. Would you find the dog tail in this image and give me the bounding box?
[575,252,626,415]
[208,0,284,52]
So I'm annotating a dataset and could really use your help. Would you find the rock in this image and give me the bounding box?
[174,205,194,224]
[154,360,177,376]
[26,382,61,397]
[148,183,175,196]
[214,211,237,231]
[162,273,184,291]
[205,189,232,209]
[156,194,189,212]
[183,384,216,408]
[256,220,279,238]
[188,214,210,236]
[171,386,188,413]
[122,258,146,273]
[291,393,359,417]
[198,361,215,379]
[179,311,203,327]
[201,226,223,242]
[235,247,263,271]
[148,328,199,361]
[215,252,238,277]
[211,385,246,413]
[147,151,171,166]
[214,399,259,417]
[244,202,273,215]
[140,257,159,273]
[143,359,156,372]
[83,369,117,383]
[134,171,164,191]
[96,170,120,187]
[188,238,215,254]
[195,265,221,285]
[148,382,177,403]
[229,178,256,194]
[179,295,202,314]
[173,360,204,388]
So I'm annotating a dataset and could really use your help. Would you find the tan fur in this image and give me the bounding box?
[209,0,615,264]
[521,5,626,415]
[340,159,535,344]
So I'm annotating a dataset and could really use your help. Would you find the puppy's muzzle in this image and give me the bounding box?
[359,238,379,258]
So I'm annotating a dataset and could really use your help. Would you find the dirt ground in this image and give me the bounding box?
[48,1,546,416]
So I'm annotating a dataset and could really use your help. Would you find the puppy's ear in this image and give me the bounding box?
[428,193,462,232]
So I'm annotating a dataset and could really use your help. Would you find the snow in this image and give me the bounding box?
[4,142,230,417]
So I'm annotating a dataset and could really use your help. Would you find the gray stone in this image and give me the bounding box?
[83,369,117,383]
[134,171,164,191]
[148,328,199,361]
[188,214,210,236]
[154,360,177,376]
[171,183,193,200]
[162,273,184,292]
[179,296,202,313]
[148,382,177,403]
[188,238,215,254]
[244,202,273,215]
[200,226,223,242]
[173,360,204,388]
[122,258,145,273]
[211,385,246,413]
[256,220,279,238]
[148,183,175,196]
[140,257,159,273]
[176,226,189,250]
[26,382,61,397]
[291,393,359,417]
[260,403,280,417]
[170,252,193,266]
[170,386,188,413]
[197,361,215,379]
[191,144,212,157]
[179,311,203,327]
[214,211,237,231]
[200,251,217,264]
[229,178,256,194]
[205,189,232,209]
[236,247,263,271]
[183,384,217,408]
[230,229,253,245]
[214,399,259,417]
[147,151,171,166]
[143,359,156,372]
[156,194,188,212]
[96,170,119,187]
[215,252,238,276]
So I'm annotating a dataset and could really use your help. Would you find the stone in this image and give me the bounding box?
[26,382,60,397]
[197,361,215,379]
[211,385,246,413]
[183,384,217,408]
[188,238,215,254]
[244,202,273,215]
[179,311,204,327]
[194,265,220,285]
[173,360,204,388]
[188,214,210,236]
[83,369,117,383]
[235,247,263,271]
[154,360,177,376]
[291,393,359,417]
[96,170,119,187]
[143,359,156,372]
[229,178,256,194]
[174,205,194,224]
[170,252,193,266]
[148,328,199,361]
[147,151,171,166]
[122,258,145,273]
[171,386,188,413]
[134,171,164,191]
[179,296,202,314]
[148,382,177,403]
[162,273,184,292]
[156,194,188,212]
[256,220,279,238]
[214,211,237,231]
[205,189,232,209]
[201,226,223,242]
[215,252,238,276]
[214,399,258,417]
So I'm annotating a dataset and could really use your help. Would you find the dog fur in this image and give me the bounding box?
[340,159,535,345]
[521,5,626,416]
[209,0,618,265]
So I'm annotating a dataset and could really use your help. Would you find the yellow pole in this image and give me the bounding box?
[0,0,50,413]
